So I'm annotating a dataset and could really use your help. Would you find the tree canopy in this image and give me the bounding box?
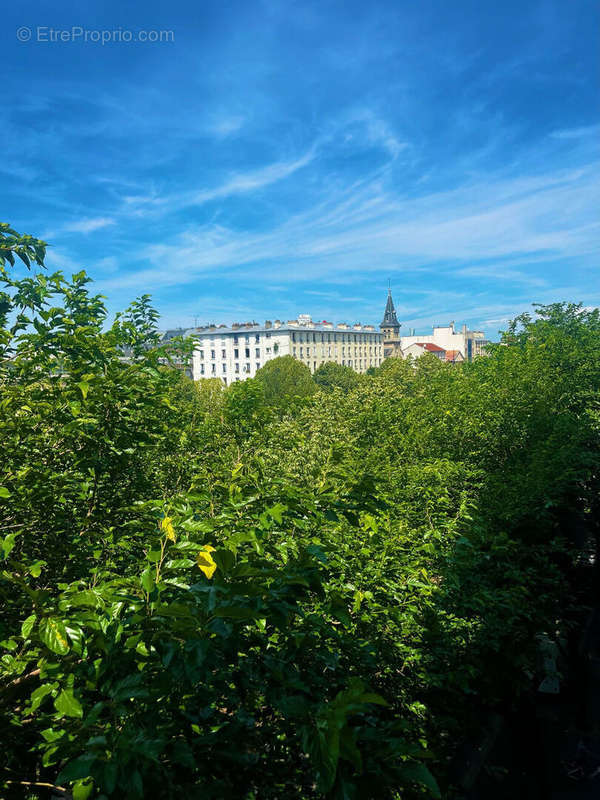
[1,223,599,800]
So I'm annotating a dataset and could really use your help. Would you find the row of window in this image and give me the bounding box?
[203,333,265,345]
[291,332,380,344]
[198,362,261,375]
[198,348,265,360]
[293,346,382,357]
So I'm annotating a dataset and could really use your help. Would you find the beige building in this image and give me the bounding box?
[188,316,384,384]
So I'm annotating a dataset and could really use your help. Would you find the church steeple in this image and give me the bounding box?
[380,288,400,339]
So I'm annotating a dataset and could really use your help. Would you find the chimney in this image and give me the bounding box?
[265,320,272,328]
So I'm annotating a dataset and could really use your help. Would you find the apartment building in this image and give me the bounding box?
[399,323,489,361]
[188,317,384,384]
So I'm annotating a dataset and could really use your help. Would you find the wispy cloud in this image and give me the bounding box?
[98,157,600,294]
[122,148,317,217]
[63,217,116,234]
[550,124,600,140]
[3,0,599,343]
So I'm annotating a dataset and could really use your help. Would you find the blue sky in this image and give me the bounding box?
[3,0,599,339]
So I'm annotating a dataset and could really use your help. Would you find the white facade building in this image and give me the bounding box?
[188,317,384,384]
[399,323,488,361]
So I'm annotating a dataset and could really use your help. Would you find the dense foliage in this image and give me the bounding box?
[1,223,599,799]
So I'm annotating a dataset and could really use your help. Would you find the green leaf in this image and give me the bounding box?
[57,755,96,782]
[266,502,287,524]
[1,533,17,559]
[39,616,70,655]
[76,381,90,399]
[29,560,45,577]
[30,683,55,711]
[21,613,36,639]
[0,487,11,498]
[73,778,94,800]
[213,606,260,620]
[54,688,83,718]
[399,763,441,799]
[140,568,155,593]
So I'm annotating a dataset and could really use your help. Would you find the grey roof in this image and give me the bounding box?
[381,290,400,329]
[183,322,381,337]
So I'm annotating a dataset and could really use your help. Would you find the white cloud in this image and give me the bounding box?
[98,158,600,294]
[120,148,317,217]
[63,217,116,234]
[550,124,600,140]
[208,115,246,137]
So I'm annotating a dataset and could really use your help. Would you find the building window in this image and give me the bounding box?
[211,350,215,359]
[255,334,260,343]
[221,349,226,359]
[293,347,297,356]
[245,348,250,358]
[233,335,238,345]
[235,363,239,373]
[306,347,310,356]
[234,348,239,358]
[255,348,260,358]
[211,364,216,374]
[222,363,226,373]
[245,363,250,373]
[199,349,204,359]
[245,335,250,343]
[200,364,205,375]
[256,362,260,370]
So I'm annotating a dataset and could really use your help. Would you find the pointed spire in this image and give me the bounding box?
[381,288,400,329]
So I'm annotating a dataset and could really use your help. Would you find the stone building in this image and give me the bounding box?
[188,316,384,384]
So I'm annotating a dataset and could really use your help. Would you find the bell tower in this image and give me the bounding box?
[380,287,400,340]
[380,287,401,358]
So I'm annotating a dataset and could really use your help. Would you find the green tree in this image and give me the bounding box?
[254,355,316,414]
[2,224,599,800]
[313,361,361,392]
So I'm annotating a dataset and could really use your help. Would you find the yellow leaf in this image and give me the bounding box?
[160,516,176,542]
[197,547,217,579]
